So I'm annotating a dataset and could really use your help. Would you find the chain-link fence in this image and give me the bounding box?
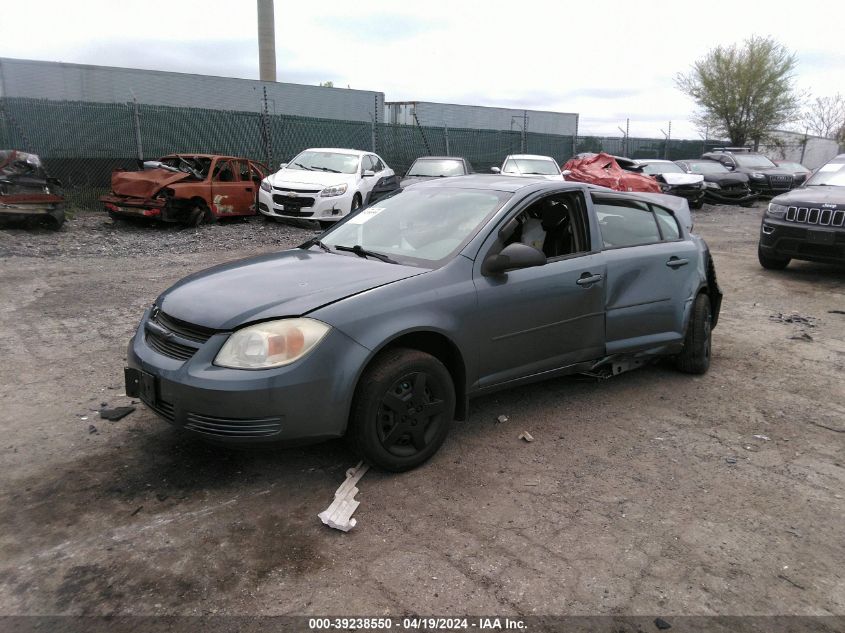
[1,96,727,208]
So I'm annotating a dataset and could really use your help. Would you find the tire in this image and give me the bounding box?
[108,210,123,222]
[690,199,704,210]
[318,220,334,230]
[740,200,756,208]
[348,348,455,472]
[188,203,214,227]
[675,293,712,375]
[758,244,790,270]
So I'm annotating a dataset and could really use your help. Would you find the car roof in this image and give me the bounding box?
[406,174,577,193]
[505,154,557,161]
[412,156,468,161]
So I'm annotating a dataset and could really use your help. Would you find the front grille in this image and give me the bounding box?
[272,194,316,211]
[185,413,282,438]
[142,397,175,422]
[768,175,793,189]
[146,331,197,361]
[784,206,845,226]
[273,186,321,194]
[152,310,215,343]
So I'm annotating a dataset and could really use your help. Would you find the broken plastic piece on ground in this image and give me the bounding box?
[519,431,534,443]
[752,434,771,441]
[496,415,509,424]
[99,406,136,421]
[318,461,369,532]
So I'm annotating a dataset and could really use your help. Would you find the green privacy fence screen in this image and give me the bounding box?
[0,97,723,208]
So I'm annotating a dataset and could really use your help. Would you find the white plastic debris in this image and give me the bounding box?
[519,431,534,443]
[318,461,369,532]
[496,415,509,424]
[753,434,771,441]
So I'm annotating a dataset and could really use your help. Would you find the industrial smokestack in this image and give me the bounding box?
[257,0,276,82]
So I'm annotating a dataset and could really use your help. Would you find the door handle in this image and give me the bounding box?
[666,257,689,268]
[576,273,603,286]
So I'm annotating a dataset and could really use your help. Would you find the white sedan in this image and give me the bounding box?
[258,148,396,228]
[491,154,563,180]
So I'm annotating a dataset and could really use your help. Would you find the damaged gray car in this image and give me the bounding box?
[126,176,722,472]
[0,150,65,230]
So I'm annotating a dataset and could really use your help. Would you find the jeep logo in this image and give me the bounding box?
[822,203,836,209]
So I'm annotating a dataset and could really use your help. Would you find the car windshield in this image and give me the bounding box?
[805,161,845,187]
[502,158,559,175]
[287,151,360,174]
[407,159,466,177]
[321,188,510,267]
[159,156,212,178]
[640,162,684,175]
[684,161,729,174]
[733,154,776,169]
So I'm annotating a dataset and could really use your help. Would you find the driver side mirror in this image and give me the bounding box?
[483,243,547,275]
[362,170,375,177]
[490,167,501,174]
[279,162,288,169]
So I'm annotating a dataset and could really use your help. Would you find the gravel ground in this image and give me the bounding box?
[0,205,843,621]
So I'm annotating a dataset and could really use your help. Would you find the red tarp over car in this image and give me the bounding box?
[563,152,661,193]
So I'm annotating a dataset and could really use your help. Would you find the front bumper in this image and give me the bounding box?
[749,177,794,197]
[663,186,705,206]
[125,309,370,444]
[101,195,167,220]
[702,187,758,206]
[759,217,845,264]
[257,187,351,222]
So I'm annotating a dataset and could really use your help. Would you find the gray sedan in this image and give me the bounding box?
[125,176,721,471]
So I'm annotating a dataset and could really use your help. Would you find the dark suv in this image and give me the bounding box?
[701,148,797,197]
[758,153,845,269]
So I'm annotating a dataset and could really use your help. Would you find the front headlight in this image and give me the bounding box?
[320,183,348,197]
[766,203,788,218]
[260,178,272,192]
[660,185,672,192]
[214,318,331,369]
[750,172,765,180]
[703,181,720,189]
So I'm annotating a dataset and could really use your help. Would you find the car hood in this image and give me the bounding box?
[110,168,193,198]
[270,168,357,188]
[508,173,564,181]
[740,166,794,177]
[157,249,426,330]
[772,185,845,207]
[657,173,704,186]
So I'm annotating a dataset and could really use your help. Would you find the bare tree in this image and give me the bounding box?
[802,94,845,140]
[676,36,801,147]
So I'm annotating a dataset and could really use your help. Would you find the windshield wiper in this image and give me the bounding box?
[312,166,342,173]
[302,237,332,253]
[293,162,312,171]
[334,244,398,264]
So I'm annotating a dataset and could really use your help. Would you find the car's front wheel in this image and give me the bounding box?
[758,244,790,270]
[349,348,455,472]
[675,293,712,375]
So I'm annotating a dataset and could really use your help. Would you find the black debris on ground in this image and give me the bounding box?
[654,617,672,630]
[99,406,135,421]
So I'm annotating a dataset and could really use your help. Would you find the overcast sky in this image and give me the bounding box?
[1,0,843,139]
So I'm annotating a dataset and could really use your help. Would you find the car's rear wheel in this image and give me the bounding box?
[758,244,790,270]
[351,193,362,214]
[675,293,712,375]
[349,348,455,472]
[318,220,334,230]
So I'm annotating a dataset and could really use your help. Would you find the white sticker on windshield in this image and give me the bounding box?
[818,163,843,172]
[348,207,385,224]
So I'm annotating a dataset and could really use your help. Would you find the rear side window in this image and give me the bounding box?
[594,199,661,248]
[653,206,680,240]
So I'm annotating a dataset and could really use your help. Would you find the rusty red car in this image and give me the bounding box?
[101,154,268,226]
[562,152,661,194]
